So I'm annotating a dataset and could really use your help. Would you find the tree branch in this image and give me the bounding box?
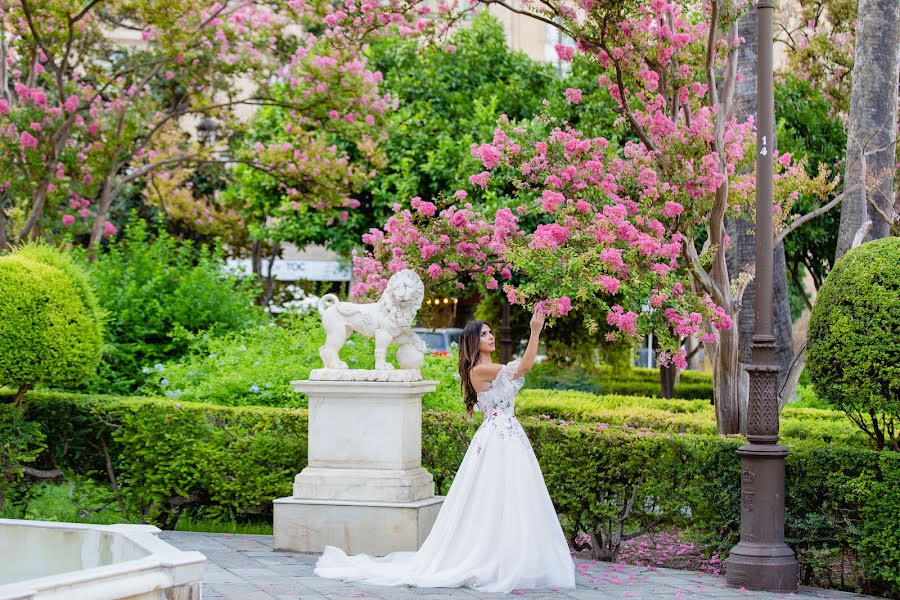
[482,0,577,39]
[774,183,862,246]
[21,466,63,479]
[683,241,725,307]
[867,194,896,226]
[705,0,720,110]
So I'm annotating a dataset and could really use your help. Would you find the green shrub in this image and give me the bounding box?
[526,362,715,400]
[0,243,103,403]
[84,217,265,394]
[807,237,900,451]
[515,389,868,446]
[2,388,898,596]
[142,312,463,411]
[0,404,46,510]
[20,477,126,525]
[849,454,900,591]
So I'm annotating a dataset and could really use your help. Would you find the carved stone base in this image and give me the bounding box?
[293,466,436,503]
[308,368,422,382]
[273,496,444,555]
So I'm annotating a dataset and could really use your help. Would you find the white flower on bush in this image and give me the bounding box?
[154,363,165,372]
[159,378,169,387]
[279,285,320,314]
[249,384,261,393]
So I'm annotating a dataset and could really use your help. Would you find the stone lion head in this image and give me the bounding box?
[380,269,425,327]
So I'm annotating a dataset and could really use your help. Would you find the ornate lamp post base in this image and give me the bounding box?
[725,444,797,591]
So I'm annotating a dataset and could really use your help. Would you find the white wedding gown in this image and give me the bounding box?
[314,360,576,593]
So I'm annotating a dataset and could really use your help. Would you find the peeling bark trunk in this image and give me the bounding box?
[836,0,900,259]
[711,325,743,434]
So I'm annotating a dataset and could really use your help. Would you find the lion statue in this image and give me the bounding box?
[317,269,428,371]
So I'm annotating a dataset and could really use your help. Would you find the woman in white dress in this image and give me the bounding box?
[314,310,577,593]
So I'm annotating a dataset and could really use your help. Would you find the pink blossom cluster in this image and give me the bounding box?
[351,199,523,299]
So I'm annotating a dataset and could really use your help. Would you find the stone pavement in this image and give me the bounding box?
[160,532,884,600]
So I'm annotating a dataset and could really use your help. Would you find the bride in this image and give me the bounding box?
[314,310,576,593]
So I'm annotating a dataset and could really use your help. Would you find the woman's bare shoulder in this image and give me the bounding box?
[470,363,504,392]
[471,363,504,378]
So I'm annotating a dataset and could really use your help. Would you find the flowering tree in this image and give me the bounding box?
[222,38,395,265]
[776,0,857,114]
[0,0,447,254]
[354,0,838,434]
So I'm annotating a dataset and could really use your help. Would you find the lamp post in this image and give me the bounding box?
[725,0,798,592]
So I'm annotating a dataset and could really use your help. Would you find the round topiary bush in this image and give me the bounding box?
[0,244,104,405]
[806,237,900,451]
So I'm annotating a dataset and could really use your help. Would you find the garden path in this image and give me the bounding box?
[162,532,884,600]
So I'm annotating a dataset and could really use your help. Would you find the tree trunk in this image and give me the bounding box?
[0,203,9,252]
[710,325,745,434]
[18,181,49,243]
[252,241,280,307]
[87,175,116,258]
[13,383,32,408]
[835,0,900,259]
[652,336,675,398]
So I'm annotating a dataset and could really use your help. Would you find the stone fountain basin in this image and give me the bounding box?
[0,519,205,600]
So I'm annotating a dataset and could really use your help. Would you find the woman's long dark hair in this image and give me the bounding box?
[458,320,487,416]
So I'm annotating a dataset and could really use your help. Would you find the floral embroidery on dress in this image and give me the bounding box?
[473,360,530,448]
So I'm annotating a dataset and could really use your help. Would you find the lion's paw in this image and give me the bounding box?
[375,362,395,370]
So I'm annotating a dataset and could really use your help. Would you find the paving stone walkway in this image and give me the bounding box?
[160,532,884,600]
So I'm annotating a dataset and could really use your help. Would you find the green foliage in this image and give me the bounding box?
[142,312,463,411]
[525,361,715,400]
[20,477,126,525]
[807,237,900,451]
[791,384,833,410]
[775,75,848,314]
[0,243,104,395]
[84,218,264,394]
[367,12,557,208]
[0,404,46,508]
[849,454,900,591]
[514,389,869,446]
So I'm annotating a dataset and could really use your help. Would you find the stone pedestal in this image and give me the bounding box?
[274,378,444,555]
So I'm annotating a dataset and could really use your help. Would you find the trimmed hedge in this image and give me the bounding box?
[3,388,897,596]
[526,363,715,400]
[807,236,900,451]
[515,390,869,446]
[0,244,104,397]
[5,390,306,529]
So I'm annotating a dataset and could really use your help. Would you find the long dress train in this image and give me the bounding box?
[313,360,576,593]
